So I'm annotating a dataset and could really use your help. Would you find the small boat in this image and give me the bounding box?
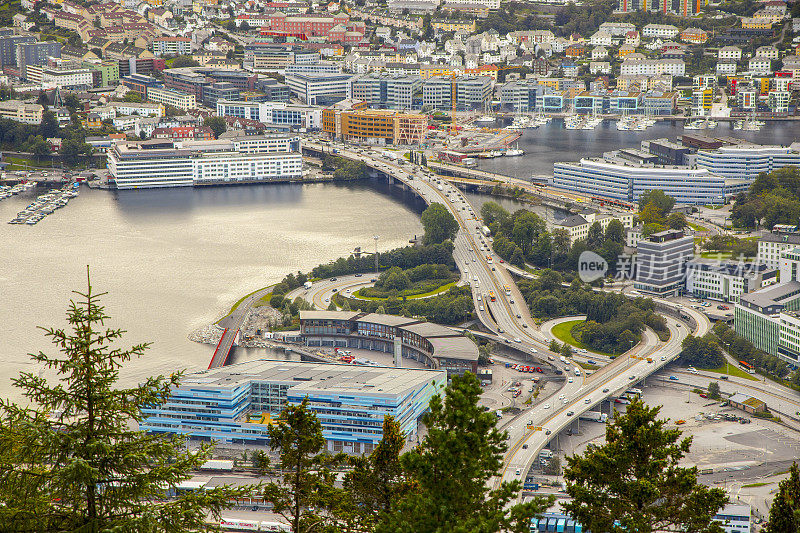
[504,148,524,157]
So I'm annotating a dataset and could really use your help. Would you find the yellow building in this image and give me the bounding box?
[741,17,772,29]
[618,44,636,58]
[431,20,476,33]
[323,108,427,146]
[419,64,456,79]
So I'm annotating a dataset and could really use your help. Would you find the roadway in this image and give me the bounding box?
[302,140,708,484]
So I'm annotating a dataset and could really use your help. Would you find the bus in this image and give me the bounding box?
[504,284,511,296]
[486,255,493,264]
[738,360,756,374]
[488,291,496,302]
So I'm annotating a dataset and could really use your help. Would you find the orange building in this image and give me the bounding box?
[323,108,427,145]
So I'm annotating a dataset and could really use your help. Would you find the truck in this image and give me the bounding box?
[482,225,491,237]
[523,481,539,491]
[579,411,608,423]
[574,368,581,376]
[539,449,553,459]
[303,281,313,290]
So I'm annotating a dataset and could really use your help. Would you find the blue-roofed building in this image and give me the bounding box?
[142,359,446,455]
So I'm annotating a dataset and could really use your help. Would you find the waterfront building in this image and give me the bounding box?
[499,79,538,112]
[321,107,427,145]
[693,143,800,181]
[141,359,446,453]
[552,154,743,205]
[146,86,196,111]
[285,72,354,105]
[299,311,479,376]
[634,229,694,297]
[351,73,422,109]
[422,76,492,111]
[107,135,302,189]
[686,259,777,303]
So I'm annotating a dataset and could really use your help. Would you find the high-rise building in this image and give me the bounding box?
[0,34,34,67]
[16,41,61,80]
[634,229,694,297]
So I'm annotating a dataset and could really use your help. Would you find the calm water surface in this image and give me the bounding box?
[0,181,423,399]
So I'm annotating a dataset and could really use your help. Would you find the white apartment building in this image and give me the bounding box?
[686,260,777,303]
[756,227,800,269]
[216,101,322,129]
[152,37,192,57]
[589,31,612,47]
[694,143,800,181]
[105,101,165,118]
[444,0,500,9]
[592,46,609,60]
[769,90,790,113]
[620,59,685,76]
[552,210,634,244]
[146,87,196,111]
[717,46,742,60]
[642,24,679,39]
[107,136,303,189]
[755,45,779,60]
[716,61,737,75]
[25,65,94,89]
[599,22,636,36]
[284,73,354,105]
[748,57,772,74]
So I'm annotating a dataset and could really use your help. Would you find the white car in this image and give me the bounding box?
[515,468,521,476]
[514,337,522,343]
[479,305,485,311]
[568,377,574,383]
[687,367,698,374]
[558,394,565,400]
[543,403,550,409]
[324,297,330,302]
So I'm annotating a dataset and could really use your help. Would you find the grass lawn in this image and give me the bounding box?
[253,292,273,308]
[700,363,760,381]
[219,285,273,320]
[742,482,772,488]
[551,320,589,350]
[354,281,455,301]
[5,156,54,170]
[688,221,709,232]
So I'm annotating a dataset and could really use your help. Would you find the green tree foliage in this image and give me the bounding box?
[339,285,473,325]
[731,167,800,229]
[39,110,59,138]
[0,273,251,531]
[62,92,81,112]
[681,335,725,368]
[764,462,800,533]
[324,156,368,181]
[639,189,677,217]
[421,203,458,245]
[549,339,561,352]
[203,116,227,139]
[342,416,411,531]
[377,266,412,291]
[123,91,142,102]
[309,242,454,279]
[378,373,553,532]
[708,381,721,400]
[170,55,200,68]
[266,398,342,532]
[667,212,688,230]
[60,138,92,166]
[252,450,270,476]
[563,398,727,533]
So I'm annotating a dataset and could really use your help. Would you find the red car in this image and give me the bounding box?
[699,393,708,399]
[499,259,504,263]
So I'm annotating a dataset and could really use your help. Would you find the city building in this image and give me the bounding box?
[713,503,751,533]
[0,99,44,124]
[152,36,192,57]
[499,79,538,112]
[25,64,94,89]
[686,259,777,303]
[202,82,240,108]
[757,227,800,269]
[244,44,320,71]
[727,393,767,415]
[322,108,427,145]
[107,135,302,188]
[642,24,679,38]
[0,34,35,67]
[422,76,492,111]
[551,210,634,244]
[16,41,61,80]
[120,72,163,97]
[299,311,479,376]
[693,143,800,182]
[351,73,422,109]
[552,154,744,205]
[146,86,197,110]
[141,359,446,453]
[634,229,694,297]
[217,100,322,130]
[284,72,354,105]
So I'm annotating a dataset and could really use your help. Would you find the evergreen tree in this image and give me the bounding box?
[377,373,553,533]
[341,416,411,531]
[265,398,343,533]
[764,462,800,533]
[0,271,252,532]
[563,398,727,533]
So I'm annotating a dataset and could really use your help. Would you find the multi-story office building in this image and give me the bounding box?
[422,76,492,111]
[25,64,94,89]
[141,359,446,454]
[299,311,479,377]
[756,226,800,269]
[641,138,691,165]
[322,108,427,145]
[693,143,800,181]
[146,87,197,111]
[152,36,192,57]
[351,74,422,109]
[163,67,210,102]
[253,77,290,101]
[552,154,744,205]
[285,73,354,105]
[499,80,538,112]
[634,229,694,297]
[285,63,342,75]
[0,34,34,67]
[216,100,322,130]
[202,82,240,108]
[16,41,61,80]
[107,135,302,189]
[120,73,163,98]
[244,44,319,71]
[686,260,777,303]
